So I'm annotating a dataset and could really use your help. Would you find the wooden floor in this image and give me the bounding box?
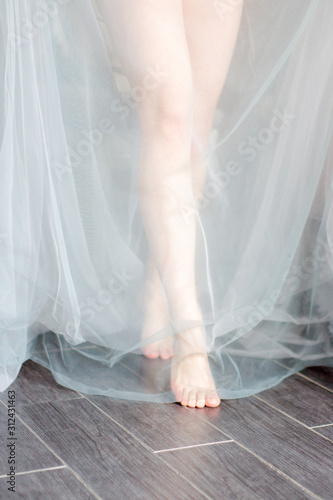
[0,360,332,500]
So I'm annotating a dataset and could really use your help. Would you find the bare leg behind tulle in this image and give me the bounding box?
[96,0,243,408]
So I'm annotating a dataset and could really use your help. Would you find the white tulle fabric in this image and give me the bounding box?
[0,0,332,401]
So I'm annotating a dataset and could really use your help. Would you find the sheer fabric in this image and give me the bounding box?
[0,0,332,401]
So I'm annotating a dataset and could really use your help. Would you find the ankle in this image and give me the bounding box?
[174,327,208,355]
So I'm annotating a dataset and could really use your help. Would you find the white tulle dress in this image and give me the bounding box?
[0,0,332,402]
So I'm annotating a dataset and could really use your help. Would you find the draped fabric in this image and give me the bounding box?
[0,0,332,402]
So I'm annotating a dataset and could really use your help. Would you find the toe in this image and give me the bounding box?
[160,351,172,360]
[206,396,220,407]
[196,390,206,408]
[143,350,159,359]
[188,390,197,408]
[181,388,191,407]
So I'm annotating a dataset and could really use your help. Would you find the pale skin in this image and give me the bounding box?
[96,0,244,408]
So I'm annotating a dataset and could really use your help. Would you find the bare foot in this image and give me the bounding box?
[139,284,173,360]
[171,326,220,408]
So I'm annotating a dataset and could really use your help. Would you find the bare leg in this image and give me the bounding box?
[97,0,203,363]
[97,0,242,408]
[140,1,243,365]
[136,1,244,405]
[141,0,244,367]
[140,250,173,360]
[184,0,244,198]
[169,0,244,408]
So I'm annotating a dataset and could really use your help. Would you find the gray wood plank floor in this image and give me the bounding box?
[0,360,332,499]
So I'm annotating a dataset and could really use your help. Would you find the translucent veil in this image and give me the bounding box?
[0,0,332,401]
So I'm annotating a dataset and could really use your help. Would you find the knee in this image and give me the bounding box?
[158,92,193,142]
[138,83,194,143]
